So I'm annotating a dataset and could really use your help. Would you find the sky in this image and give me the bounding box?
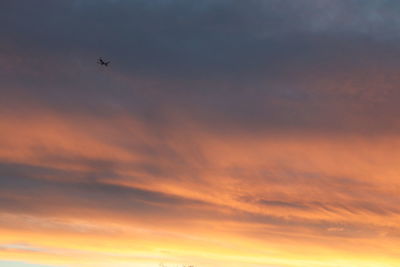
[1,0,400,266]
[0,261,59,267]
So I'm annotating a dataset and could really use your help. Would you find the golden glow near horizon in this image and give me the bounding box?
[1,109,400,267]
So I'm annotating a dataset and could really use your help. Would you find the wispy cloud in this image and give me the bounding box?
[1,1,400,266]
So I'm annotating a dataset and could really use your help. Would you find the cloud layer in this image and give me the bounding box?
[2,1,400,266]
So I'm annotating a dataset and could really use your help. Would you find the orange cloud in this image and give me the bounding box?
[1,107,400,267]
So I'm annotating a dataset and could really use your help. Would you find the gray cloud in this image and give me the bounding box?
[3,0,400,135]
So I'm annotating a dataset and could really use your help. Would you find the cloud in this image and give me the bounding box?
[2,1,400,267]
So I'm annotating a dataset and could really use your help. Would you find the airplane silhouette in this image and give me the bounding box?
[97,57,110,66]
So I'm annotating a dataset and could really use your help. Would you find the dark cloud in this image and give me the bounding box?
[2,0,400,135]
[258,200,309,210]
[0,161,218,221]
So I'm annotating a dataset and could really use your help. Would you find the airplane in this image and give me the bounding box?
[97,57,110,66]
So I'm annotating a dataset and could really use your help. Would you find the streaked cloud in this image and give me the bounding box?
[1,1,400,266]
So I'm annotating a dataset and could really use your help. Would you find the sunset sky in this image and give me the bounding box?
[2,1,400,266]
